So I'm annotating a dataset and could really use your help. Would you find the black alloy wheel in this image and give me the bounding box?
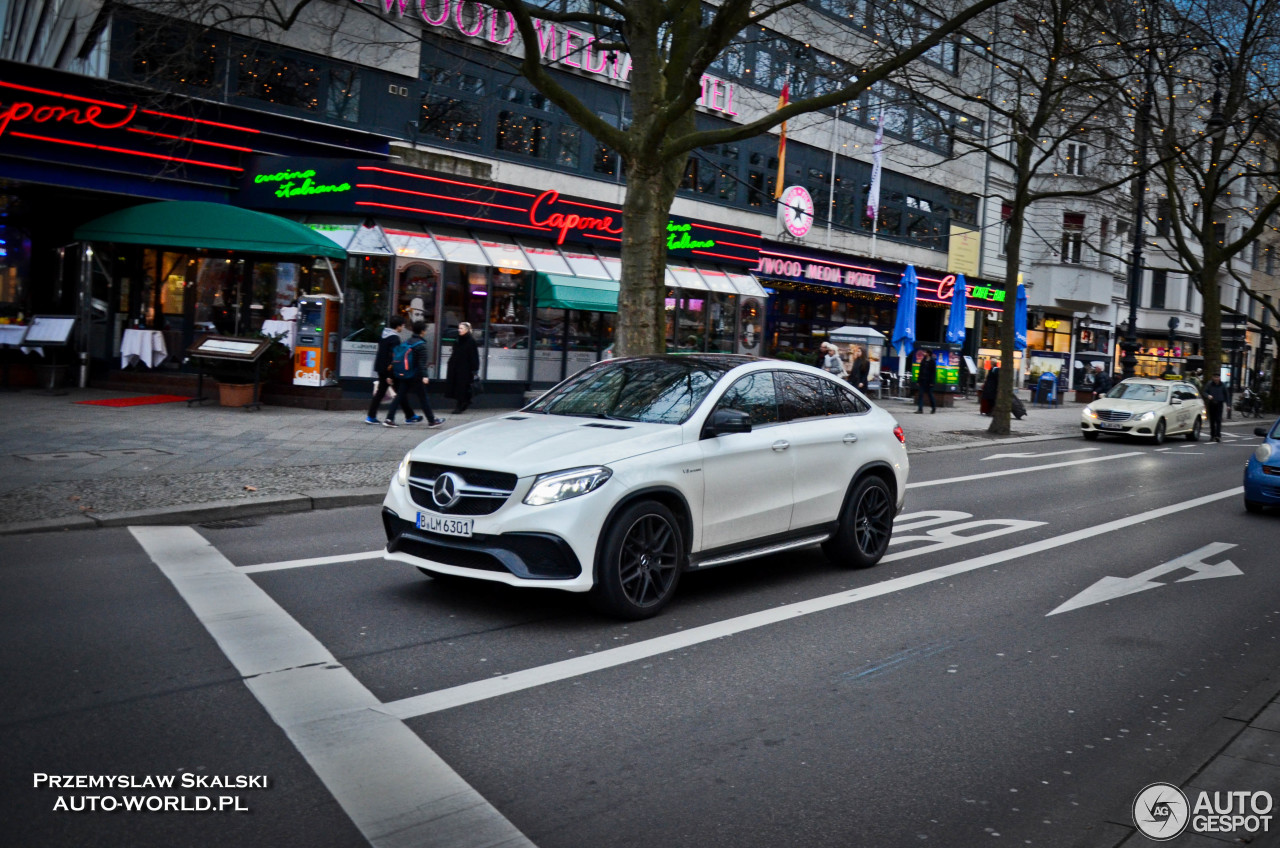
[823,475,894,568]
[1152,419,1166,445]
[1187,417,1202,441]
[592,500,683,619]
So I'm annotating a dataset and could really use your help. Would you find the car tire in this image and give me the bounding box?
[1187,418,1201,441]
[1152,419,1166,445]
[822,475,894,568]
[1245,499,1264,514]
[591,500,683,620]
[1083,431,1099,441]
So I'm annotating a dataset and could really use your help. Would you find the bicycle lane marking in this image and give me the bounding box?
[380,486,1242,720]
[129,525,534,848]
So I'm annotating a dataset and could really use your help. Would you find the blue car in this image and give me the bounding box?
[1245,418,1280,513]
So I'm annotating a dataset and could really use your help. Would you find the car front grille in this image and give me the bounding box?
[407,462,518,515]
[1096,410,1133,422]
[1263,465,1280,477]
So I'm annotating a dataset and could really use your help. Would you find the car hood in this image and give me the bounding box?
[1090,398,1172,413]
[410,413,683,476]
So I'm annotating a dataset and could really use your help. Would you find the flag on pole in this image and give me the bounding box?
[774,82,789,200]
[866,107,885,221]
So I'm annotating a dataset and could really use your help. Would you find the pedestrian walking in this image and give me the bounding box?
[391,320,445,428]
[915,350,938,414]
[848,345,871,394]
[1091,365,1111,400]
[1205,373,1227,441]
[365,315,406,426]
[980,365,999,415]
[445,321,480,414]
[820,342,846,378]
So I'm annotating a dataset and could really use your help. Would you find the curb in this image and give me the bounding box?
[0,489,387,536]
[1077,673,1280,848]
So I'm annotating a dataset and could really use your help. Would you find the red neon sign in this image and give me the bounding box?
[0,100,137,139]
[528,189,623,245]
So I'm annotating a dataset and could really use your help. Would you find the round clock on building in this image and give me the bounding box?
[777,185,814,238]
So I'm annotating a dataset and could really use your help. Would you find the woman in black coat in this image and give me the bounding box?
[445,322,480,413]
[980,365,1000,415]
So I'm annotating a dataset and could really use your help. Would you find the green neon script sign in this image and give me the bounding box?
[253,169,351,199]
[666,221,715,251]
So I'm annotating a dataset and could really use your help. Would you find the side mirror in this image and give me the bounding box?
[1257,427,1270,438]
[703,408,752,438]
[1171,398,1182,406]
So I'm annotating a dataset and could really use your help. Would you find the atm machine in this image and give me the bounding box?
[294,294,340,386]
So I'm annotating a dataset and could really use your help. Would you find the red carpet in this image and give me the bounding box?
[75,394,189,408]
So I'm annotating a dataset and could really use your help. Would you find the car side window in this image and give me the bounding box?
[824,377,870,415]
[714,372,780,427]
[778,372,829,421]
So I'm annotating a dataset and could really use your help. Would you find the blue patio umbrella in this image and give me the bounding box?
[891,265,918,358]
[891,265,918,390]
[1013,281,1028,351]
[945,274,968,345]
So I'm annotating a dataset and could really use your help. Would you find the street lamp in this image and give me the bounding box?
[1120,70,1154,380]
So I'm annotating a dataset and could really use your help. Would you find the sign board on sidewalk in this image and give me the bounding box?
[22,315,76,346]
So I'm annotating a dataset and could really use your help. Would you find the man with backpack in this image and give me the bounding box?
[389,319,445,428]
[365,316,406,426]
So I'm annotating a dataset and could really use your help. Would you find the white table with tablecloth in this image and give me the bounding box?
[120,329,168,368]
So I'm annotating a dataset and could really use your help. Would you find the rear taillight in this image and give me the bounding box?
[893,426,905,444]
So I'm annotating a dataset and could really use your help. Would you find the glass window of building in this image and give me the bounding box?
[487,269,531,380]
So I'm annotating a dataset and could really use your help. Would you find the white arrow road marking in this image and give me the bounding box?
[908,452,1142,489]
[980,448,1101,461]
[1047,542,1241,616]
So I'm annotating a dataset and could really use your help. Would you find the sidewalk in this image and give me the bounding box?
[0,385,1250,536]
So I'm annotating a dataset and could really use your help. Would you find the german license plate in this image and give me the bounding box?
[1098,421,1125,430]
[416,512,474,537]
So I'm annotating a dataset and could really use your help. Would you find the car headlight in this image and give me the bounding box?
[1136,411,1155,422]
[1258,443,1275,463]
[396,451,412,487]
[523,466,612,505]
[1083,406,1097,419]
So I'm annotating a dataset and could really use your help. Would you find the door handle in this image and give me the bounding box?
[771,440,790,452]
[843,434,859,444]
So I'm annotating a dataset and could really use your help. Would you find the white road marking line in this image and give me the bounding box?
[240,550,384,573]
[379,487,1242,720]
[980,448,1100,461]
[906,452,1143,489]
[130,526,533,848]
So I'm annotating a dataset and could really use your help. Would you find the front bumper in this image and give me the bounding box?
[1244,459,1280,504]
[1080,417,1158,437]
[383,509,582,580]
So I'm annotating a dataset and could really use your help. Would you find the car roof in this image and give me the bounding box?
[1119,377,1181,385]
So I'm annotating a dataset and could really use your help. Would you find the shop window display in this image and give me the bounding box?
[487,269,531,381]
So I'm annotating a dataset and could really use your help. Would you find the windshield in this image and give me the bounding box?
[526,357,735,424]
[1106,383,1169,403]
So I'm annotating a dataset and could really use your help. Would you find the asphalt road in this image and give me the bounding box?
[3,430,1278,848]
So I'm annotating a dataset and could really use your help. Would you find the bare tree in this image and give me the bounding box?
[1144,0,1280,398]
[894,0,1139,433]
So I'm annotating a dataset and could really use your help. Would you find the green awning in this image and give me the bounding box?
[75,201,347,259]
[535,272,619,312]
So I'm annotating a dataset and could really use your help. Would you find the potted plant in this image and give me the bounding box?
[201,335,292,407]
